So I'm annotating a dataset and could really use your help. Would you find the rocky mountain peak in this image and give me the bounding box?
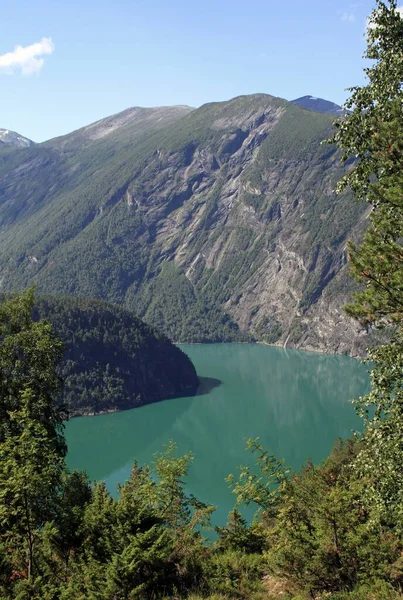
[0,129,34,148]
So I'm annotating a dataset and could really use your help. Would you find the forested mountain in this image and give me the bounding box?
[0,94,368,353]
[34,296,199,415]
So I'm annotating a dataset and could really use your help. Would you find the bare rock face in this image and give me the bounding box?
[0,94,369,354]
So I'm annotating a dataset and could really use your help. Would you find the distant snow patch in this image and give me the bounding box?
[0,128,33,147]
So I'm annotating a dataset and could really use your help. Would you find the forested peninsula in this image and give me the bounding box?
[34,295,199,416]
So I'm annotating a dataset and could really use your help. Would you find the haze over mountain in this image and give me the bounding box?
[0,92,369,354]
[291,96,345,115]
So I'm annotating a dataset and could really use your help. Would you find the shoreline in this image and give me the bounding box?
[176,339,365,360]
[68,341,367,420]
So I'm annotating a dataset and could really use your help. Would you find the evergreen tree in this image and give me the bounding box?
[0,290,66,596]
[0,289,66,453]
[333,0,403,526]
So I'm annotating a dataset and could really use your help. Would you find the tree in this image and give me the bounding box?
[333,0,403,325]
[332,0,403,526]
[0,289,66,453]
[60,443,215,599]
[265,440,400,596]
[0,389,65,593]
[343,110,403,327]
[215,508,267,554]
[226,437,289,520]
[0,290,66,595]
[45,469,92,583]
[334,1,403,198]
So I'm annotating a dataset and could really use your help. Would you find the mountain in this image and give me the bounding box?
[0,94,369,354]
[0,128,34,148]
[34,296,199,416]
[291,96,344,115]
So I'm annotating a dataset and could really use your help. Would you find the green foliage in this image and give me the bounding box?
[226,438,403,598]
[44,444,215,600]
[206,551,266,600]
[0,389,66,588]
[0,290,66,594]
[267,440,401,596]
[329,581,403,600]
[344,107,403,327]
[215,510,267,555]
[332,0,403,199]
[259,103,333,162]
[332,1,403,530]
[227,437,289,519]
[0,289,66,451]
[135,261,248,343]
[351,332,403,527]
[34,295,199,415]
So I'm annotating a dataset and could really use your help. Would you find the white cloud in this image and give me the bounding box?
[0,37,54,76]
[342,12,356,23]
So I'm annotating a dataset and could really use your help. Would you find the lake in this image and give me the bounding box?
[65,343,370,525]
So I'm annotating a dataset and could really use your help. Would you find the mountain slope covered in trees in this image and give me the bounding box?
[0,94,368,353]
[34,296,199,416]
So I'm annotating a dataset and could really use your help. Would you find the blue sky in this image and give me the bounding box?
[0,0,380,142]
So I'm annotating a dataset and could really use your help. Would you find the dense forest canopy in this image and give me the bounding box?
[34,295,199,415]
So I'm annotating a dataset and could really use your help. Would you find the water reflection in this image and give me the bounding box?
[66,344,369,525]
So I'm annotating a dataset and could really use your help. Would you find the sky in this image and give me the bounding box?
[0,0,386,142]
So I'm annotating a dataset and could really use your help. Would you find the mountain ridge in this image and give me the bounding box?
[291,95,345,115]
[0,128,34,148]
[0,92,368,354]
[0,93,341,146]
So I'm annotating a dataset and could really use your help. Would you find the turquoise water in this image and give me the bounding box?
[65,343,369,525]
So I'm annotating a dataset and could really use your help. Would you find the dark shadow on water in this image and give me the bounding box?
[195,376,222,397]
[159,376,222,402]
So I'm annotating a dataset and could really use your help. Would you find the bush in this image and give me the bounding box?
[329,580,403,599]
[206,551,266,599]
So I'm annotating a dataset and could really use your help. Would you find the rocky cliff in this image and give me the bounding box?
[0,94,368,354]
